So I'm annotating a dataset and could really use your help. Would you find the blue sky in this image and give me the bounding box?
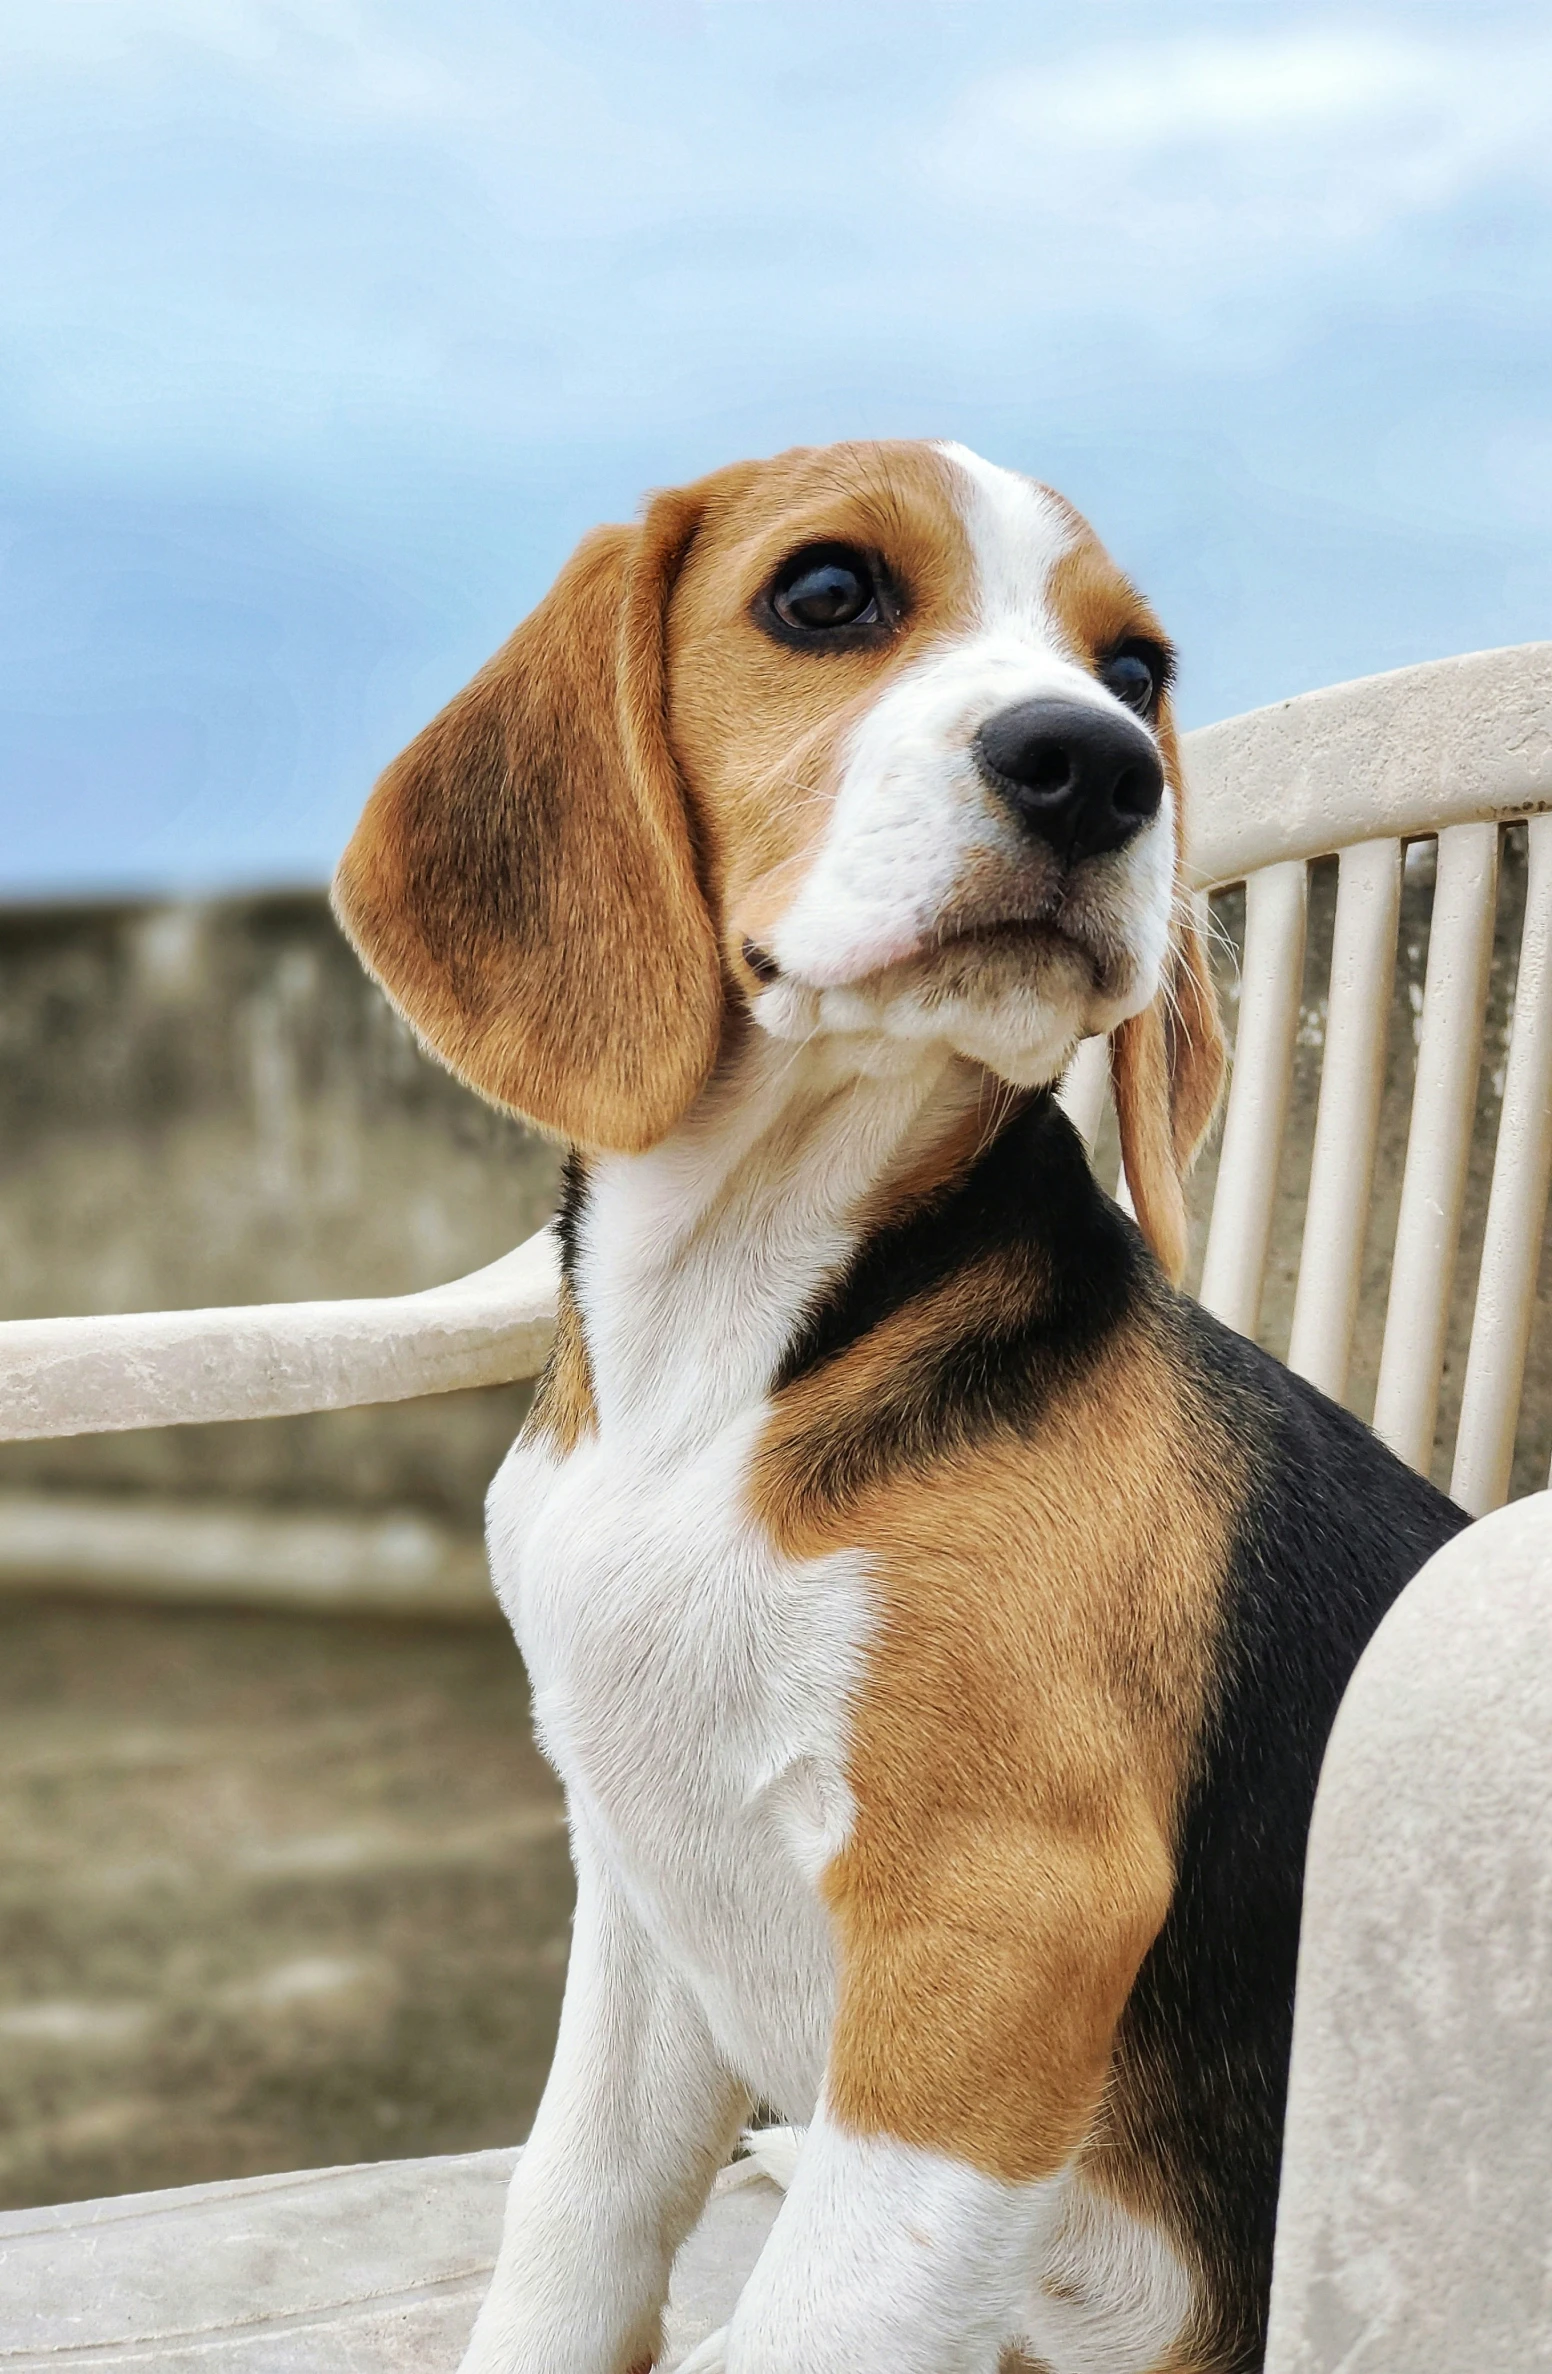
[3,0,1550,898]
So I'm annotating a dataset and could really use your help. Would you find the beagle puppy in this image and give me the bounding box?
[335,441,1465,2374]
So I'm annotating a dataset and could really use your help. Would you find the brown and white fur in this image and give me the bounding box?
[334,440,1464,2374]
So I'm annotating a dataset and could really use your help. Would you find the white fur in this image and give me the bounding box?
[683,2128,1194,2374]
[710,2113,1050,2374]
[459,1836,739,2374]
[763,440,1176,1086]
[1018,2174,1197,2374]
[494,1404,865,2122]
[572,1035,968,1455]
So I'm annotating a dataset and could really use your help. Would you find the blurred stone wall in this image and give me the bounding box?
[0,895,562,1531]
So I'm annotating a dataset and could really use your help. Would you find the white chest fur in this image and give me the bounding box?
[487,1416,868,2120]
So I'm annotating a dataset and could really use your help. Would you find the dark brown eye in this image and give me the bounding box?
[1099,639,1170,717]
[769,544,881,635]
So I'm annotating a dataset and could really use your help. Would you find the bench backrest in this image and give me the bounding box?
[1063,642,1552,1512]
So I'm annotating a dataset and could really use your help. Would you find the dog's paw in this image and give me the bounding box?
[737,2124,802,2190]
[673,2326,729,2373]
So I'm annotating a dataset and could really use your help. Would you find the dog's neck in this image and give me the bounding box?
[565,1032,1011,1457]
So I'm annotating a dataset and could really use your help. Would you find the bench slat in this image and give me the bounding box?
[1373,824,1500,1474]
[1452,814,1552,1513]
[1287,838,1402,1402]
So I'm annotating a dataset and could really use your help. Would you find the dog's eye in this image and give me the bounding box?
[769,545,881,635]
[1099,640,1170,717]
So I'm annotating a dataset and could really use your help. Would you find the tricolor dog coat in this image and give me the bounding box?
[335,441,1466,2374]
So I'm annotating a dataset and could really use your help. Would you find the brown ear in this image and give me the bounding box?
[1110,740,1226,1282]
[332,490,723,1150]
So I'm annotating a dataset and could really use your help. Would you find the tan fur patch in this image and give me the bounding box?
[525,1277,596,1456]
[1044,526,1171,676]
[664,441,980,963]
[1045,523,1225,1277]
[758,1305,1240,2192]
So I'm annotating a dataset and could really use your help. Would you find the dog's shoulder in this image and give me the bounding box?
[754,1091,1466,2367]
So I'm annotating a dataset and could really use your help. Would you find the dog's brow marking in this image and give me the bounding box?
[933,441,1073,637]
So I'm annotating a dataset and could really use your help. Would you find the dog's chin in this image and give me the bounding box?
[753,919,1155,1088]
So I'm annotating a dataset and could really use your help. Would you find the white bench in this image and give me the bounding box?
[3,641,1551,2370]
[0,2147,786,2371]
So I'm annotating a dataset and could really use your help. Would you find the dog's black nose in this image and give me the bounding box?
[973,697,1164,864]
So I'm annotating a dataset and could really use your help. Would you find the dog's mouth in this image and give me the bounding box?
[924,909,1137,1002]
[872,908,1127,999]
[746,912,1088,993]
[932,913,1073,959]
[744,866,1143,1007]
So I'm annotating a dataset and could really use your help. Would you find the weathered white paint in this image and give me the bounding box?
[1264,1491,1552,2373]
[0,2145,784,2372]
[1196,858,1308,1337]
[0,1228,558,1443]
[1285,837,1403,1403]
[1452,811,1552,1511]
[1184,641,1552,892]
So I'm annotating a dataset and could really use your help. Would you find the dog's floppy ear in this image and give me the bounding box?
[1109,727,1225,1283]
[332,490,723,1150]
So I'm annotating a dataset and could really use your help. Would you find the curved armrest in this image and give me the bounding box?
[1266,1494,1552,2370]
[0,1228,560,1443]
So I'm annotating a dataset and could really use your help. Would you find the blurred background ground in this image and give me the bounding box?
[0,1594,570,2214]
[2,851,1551,2212]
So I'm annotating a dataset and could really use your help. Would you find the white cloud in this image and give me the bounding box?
[1000,31,1439,146]
[934,27,1552,263]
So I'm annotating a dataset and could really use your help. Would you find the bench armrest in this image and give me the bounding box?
[0,1228,560,1442]
[1267,1492,1552,2369]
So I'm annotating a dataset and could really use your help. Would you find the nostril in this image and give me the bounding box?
[976,709,1074,798]
[1112,762,1155,822]
[1021,745,1076,799]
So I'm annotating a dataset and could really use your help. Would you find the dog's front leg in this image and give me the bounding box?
[704,1794,1174,2374]
[692,2106,1048,2374]
[459,1829,748,2374]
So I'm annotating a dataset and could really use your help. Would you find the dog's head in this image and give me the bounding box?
[334,440,1222,1276]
